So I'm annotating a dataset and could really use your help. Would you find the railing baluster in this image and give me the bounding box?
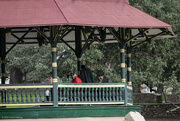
[59,88,62,102]
[49,88,52,102]
[16,89,19,103]
[81,87,84,102]
[120,87,122,101]
[74,88,77,102]
[106,87,108,101]
[116,87,119,101]
[21,89,24,103]
[12,89,14,103]
[70,88,73,102]
[92,88,94,102]
[63,87,66,102]
[66,87,69,102]
[7,89,10,103]
[30,89,33,102]
[88,88,91,102]
[102,88,105,102]
[112,87,115,101]
[95,88,98,102]
[39,88,42,102]
[77,88,80,102]
[43,88,46,102]
[99,88,101,102]
[85,88,87,102]
[25,89,28,103]
[2,90,5,103]
[109,87,112,101]
[35,88,38,102]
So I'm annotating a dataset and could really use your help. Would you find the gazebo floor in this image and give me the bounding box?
[0,105,140,119]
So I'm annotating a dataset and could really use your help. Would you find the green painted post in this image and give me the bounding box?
[119,28,126,83]
[50,40,58,106]
[127,42,132,86]
[75,26,82,77]
[124,83,128,105]
[0,28,6,104]
[0,28,6,84]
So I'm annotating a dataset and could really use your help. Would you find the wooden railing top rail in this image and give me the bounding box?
[58,83,132,90]
[0,84,53,89]
[0,83,132,90]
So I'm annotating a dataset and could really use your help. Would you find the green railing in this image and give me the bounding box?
[0,83,133,107]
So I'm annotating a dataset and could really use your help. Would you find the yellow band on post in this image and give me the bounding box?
[120,49,125,53]
[121,63,126,68]
[87,33,91,36]
[127,54,131,57]
[53,79,58,82]
[78,71,80,75]
[1,60,5,64]
[52,62,57,67]
[121,79,126,82]
[1,73,5,77]
[77,58,81,61]
[7,32,11,35]
[127,67,131,71]
[128,82,132,85]
[52,48,56,52]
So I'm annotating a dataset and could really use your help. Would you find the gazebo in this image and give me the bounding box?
[0,0,176,119]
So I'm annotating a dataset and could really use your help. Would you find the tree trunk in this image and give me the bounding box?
[10,66,23,84]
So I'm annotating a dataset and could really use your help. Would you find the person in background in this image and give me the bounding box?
[49,76,53,83]
[45,89,50,101]
[80,65,94,83]
[71,72,82,83]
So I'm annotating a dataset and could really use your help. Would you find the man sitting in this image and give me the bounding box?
[71,72,82,83]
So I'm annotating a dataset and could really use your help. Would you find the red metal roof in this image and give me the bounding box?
[0,0,171,28]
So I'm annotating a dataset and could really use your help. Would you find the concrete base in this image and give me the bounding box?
[0,105,141,119]
[0,117,125,121]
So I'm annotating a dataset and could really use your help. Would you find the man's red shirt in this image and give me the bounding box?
[72,76,82,83]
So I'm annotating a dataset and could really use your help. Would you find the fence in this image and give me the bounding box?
[0,83,133,107]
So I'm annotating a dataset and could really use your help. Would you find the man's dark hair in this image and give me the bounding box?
[81,65,85,69]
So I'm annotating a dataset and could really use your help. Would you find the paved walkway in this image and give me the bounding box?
[1,117,125,121]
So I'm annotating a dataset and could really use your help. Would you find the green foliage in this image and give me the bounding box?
[129,0,180,90]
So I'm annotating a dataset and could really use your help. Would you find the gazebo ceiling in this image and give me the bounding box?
[0,0,176,46]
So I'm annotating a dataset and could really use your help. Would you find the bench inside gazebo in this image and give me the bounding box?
[0,0,176,119]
